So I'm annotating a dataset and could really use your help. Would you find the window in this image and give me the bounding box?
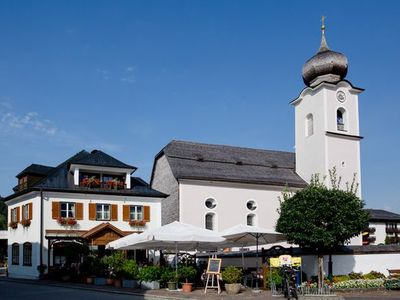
[205,198,217,209]
[306,114,314,136]
[247,214,256,226]
[60,202,75,218]
[96,204,110,220]
[11,208,18,222]
[130,205,143,221]
[246,200,257,211]
[337,108,346,131]
[205,213,215,231]
[12,243,19,265]
[22,204,29,220]
[23,242,32,266]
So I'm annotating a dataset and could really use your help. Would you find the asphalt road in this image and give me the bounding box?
[0,280,146,300]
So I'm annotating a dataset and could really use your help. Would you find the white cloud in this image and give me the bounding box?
[121,66,136,84]
[0,101,58,136]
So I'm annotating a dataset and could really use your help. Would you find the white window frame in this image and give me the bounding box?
[96,204,111,221]
[130,205,143,221]
[60,202,75,218]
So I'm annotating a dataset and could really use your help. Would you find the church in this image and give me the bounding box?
[151,22,363,238]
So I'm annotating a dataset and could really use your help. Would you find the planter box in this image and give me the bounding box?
[141,281,160,290]
[122,279,140,289]
[94,277,106,285]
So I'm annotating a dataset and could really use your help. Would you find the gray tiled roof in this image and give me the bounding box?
[5,150,165,201]
[366,209,400,222]
[72,150,136,169]
[16,164,54,178]
[157,140,307,188]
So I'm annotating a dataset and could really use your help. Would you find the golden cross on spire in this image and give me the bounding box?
[321,16,326,31]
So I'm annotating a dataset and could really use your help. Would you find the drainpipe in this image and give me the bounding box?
[40,189,43,269]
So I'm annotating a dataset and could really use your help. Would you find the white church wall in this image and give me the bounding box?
[179,179,287,231]
[302,253,400,278]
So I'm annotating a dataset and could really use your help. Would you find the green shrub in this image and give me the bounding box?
[221,266,242,284]
[348,272,363,280]
[332,275,351,283]
[161,267,178,283]
[101,251,126,278]
[121,259,139,280]
[138,265,162,282]
[264,268,282,289]
[178,266,197,283]
[363,271,385,280]
[384,278,400,290]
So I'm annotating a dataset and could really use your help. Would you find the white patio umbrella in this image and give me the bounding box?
[220,224,286,290]
[107,221,226,277]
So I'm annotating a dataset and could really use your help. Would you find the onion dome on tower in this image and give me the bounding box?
[302,18,348,87]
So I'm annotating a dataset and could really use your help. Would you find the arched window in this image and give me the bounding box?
[23,242,32,266]
[205,213,215,231]
[337,108,346,131]
[12,243,19,265]
[247,214,256,226]
[306,114,313,136]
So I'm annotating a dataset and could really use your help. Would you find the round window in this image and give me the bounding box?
[205,198,217,209]
[247,200,257,211]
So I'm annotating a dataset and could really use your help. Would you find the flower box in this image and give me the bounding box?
[129,220,146,227]
[21,219,31,227]
[8,221,18,229]
[57,217,77,226]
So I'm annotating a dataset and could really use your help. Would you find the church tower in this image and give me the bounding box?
[292,20,363,197]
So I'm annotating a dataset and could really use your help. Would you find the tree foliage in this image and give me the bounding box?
[0,199,7,230]
[276,170,369,252]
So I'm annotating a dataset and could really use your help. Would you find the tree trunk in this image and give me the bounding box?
[318,255,324,293]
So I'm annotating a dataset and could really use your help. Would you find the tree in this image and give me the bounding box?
[276,169,369,289]
[0,198,7,230]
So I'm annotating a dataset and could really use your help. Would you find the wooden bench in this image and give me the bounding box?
[388,269,400,278]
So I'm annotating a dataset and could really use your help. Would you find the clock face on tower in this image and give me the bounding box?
[336,91,346,103]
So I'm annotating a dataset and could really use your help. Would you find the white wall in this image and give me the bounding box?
[6,191,162,279]
[179,179,288,231]
[302,253,400,278]
[7,192,41,279]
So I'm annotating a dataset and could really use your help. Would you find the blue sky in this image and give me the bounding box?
[0,1,399,212]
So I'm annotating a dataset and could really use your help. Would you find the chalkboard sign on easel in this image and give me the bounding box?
[206,258,222,274]
[204,257,222,294]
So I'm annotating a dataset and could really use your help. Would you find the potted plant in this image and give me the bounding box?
[161,267,178,290]
[138,265,162,290]
[80,255,97,284]
[121,259,139,288]
[37,264,47,279]
[128,220,146,227]
[178,265,197,293]
[101,252,125,286]
[222,266,242,295]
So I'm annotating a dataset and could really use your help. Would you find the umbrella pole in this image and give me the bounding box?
[255,235,259,290]
[175,242,178,278]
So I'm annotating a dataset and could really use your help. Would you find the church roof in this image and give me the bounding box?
[366,209,400,222]
[154,140,307,188]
